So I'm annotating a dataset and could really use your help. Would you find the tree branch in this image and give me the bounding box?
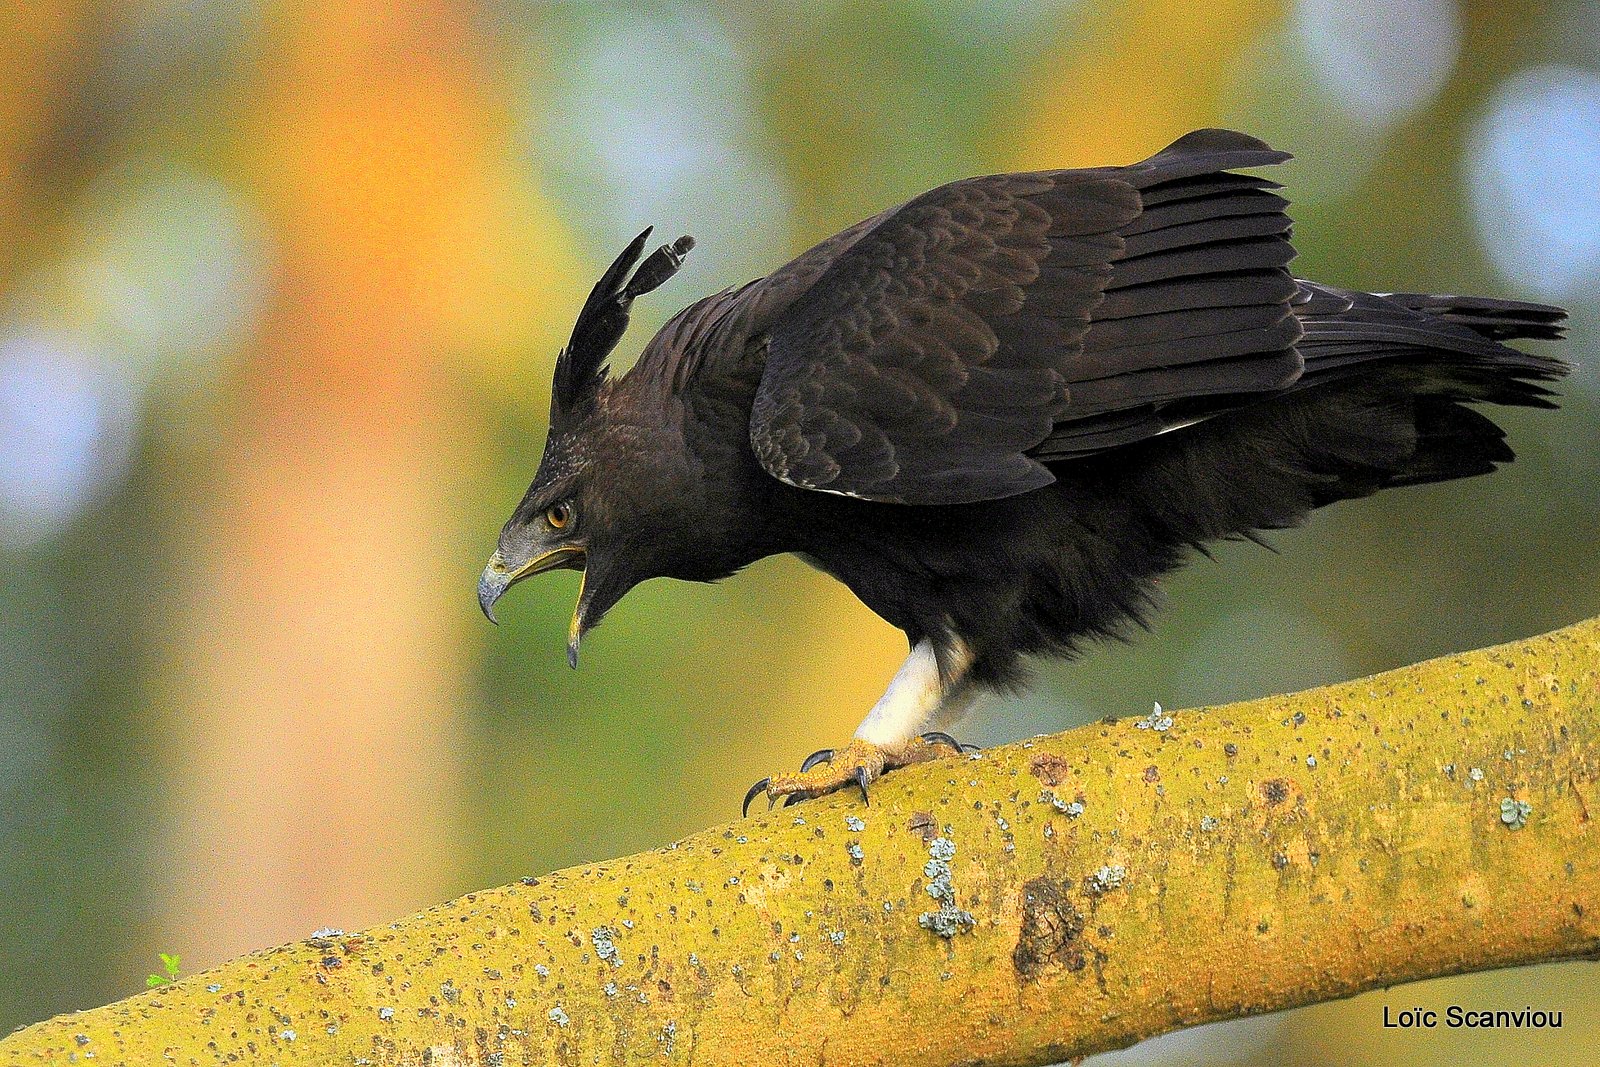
[9,617,1600,1065]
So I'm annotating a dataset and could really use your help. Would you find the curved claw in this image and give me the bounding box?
[799,747,835,773]
[852,766,871,806]
[919,731,969,754]
[742,777,772,818]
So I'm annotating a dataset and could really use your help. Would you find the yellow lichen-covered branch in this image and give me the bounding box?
[8,618,1600,1066]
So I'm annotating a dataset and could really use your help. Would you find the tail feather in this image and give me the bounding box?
[1378,292,1568,342]
[1267,283,1568,501]
[1293,283,1571,407]
[1033,282,1570,462]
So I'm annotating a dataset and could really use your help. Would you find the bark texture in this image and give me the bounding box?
[7,617,1599,1066]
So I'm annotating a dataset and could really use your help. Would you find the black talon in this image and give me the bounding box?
[852,766,871,806]
[919,731,968,754]
[782,794,804,808]
[742,777,771,818]
[799,747,835,772]
[959,742,981,753]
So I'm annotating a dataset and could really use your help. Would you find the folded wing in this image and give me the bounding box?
[748,129,1301,503]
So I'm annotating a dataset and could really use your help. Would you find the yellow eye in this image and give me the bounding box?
[546,502,572,529]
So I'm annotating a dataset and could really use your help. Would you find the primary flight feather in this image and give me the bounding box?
[478,129,1569,809]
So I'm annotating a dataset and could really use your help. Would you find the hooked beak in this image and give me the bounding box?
[477,546,585,624]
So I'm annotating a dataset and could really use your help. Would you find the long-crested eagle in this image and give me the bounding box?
[477,129,1569,812]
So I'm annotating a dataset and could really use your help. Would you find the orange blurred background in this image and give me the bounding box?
[2,2,1598,1063]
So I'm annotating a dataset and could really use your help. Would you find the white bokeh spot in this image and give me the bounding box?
[71,160,270,382]
[0,332,140,549]
[534,9,792,288]
[1292,0,1460,128]
[1468,65,1600,299]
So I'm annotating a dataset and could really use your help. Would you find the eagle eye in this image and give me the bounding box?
[546,501,573,530]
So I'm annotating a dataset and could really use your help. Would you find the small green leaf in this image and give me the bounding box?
[146,975,166,987]
[161,953,181,977]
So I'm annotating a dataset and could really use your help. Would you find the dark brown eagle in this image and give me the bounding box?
[477,129,1568,812]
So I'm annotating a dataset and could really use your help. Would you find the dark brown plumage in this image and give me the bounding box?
[478,129,1570,805]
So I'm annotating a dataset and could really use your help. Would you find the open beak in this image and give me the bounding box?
[477,546,585,624]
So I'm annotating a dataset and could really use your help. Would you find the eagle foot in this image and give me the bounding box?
[742,734,975,816]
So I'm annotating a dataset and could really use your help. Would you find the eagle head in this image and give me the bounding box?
[478,228,694,667]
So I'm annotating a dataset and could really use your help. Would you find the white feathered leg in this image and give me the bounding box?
[853,637,976,748]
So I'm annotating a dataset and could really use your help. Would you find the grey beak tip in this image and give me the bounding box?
[477,566,508,625]
[567,639,580,669]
